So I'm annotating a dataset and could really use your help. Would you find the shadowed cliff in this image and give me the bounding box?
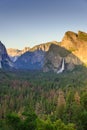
[43,44,83,72]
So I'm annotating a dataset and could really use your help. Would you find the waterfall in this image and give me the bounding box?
[0,61,2,69]
[57,58,65,74]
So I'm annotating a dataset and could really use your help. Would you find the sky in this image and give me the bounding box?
[0,0,87,49]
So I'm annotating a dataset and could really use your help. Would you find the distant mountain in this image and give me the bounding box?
[7,46,30,56]
[0,41,13,69]
[7,48,22,57]
[12,41,59,70]
[7,41,59,56]
[14,50,45,70]
[7,41,59,63]
[2,30,87,72]
[7,47,30,62]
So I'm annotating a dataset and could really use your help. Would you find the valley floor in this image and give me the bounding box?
[0,66,87,130]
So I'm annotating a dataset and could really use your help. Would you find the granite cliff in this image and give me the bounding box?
[3,30,87,72]
[43,31,87,72]
[0,41,13,69]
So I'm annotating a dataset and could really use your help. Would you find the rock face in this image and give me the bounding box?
[0,41,13,69]
[14,50,45,70]
[7,47,31,56]
[7,41,59,56]
[43,31,87,72]
[61,31,87,65]
[7,48,22,57]
[3,30,87,72]
[13,41,59,70]
[43,44,82,72]
[7,47,30,62]
[7,41,59,62]
[30,41,59,52]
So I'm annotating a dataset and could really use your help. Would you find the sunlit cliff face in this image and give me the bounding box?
[1,31,87,71]
[61,31,87,66]
[43,31,87,72]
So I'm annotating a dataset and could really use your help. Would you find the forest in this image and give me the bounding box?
[0,66,87,130]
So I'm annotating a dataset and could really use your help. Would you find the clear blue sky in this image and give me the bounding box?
[0,0,87,49]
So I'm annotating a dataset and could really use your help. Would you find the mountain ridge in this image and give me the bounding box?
[7,41,59,57]
[1,30,87,72]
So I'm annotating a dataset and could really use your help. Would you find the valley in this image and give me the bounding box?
[0,30,87,130]
[0,67,87,130]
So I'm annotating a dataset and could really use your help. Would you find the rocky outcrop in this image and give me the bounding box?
[0,41,13,69]
[30,41,59,52]
[43,31,87,72]
[61,31,87,65]
[43,43,82,72]
[61,31,78,51]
